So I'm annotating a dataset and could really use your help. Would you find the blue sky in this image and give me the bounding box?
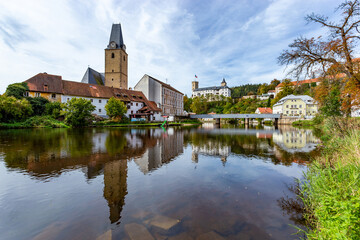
[0,0,343,95]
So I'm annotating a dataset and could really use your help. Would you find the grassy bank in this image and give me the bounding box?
[0,116,69,129]
[299,118,360,239]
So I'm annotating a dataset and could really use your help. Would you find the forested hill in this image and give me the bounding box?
[230,84,261,98]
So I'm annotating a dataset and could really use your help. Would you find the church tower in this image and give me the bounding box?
[105,24,128,89]
[192,80,199,91]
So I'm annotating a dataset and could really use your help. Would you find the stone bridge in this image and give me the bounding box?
[189,114,281,125]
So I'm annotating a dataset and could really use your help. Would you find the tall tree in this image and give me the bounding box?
[5,82,29,99]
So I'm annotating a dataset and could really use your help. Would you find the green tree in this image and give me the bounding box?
[45,101,63,119]
[26,97,49,116]
[190,96,208,114]
[271,79,294,106]
[0,95,33,122]
[5,82,29,99]
[63,98,95,127]
[183,95,193,112]
[105,97,127,120]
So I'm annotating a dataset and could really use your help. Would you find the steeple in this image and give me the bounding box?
[221,78,227,87]
[107,23,126,50]
[104,23,128,89]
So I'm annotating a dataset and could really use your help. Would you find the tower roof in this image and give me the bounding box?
[81,67,105,85]
[222,78,226,83]
[107,23,125,49]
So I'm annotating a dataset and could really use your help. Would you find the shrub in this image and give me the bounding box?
[26,97,49,116]
[63,98,95,127]
[105,97,127,120]
[0,95,33,122]
[45,101,63,119]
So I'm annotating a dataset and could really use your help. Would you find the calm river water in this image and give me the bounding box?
[0,125,320,240]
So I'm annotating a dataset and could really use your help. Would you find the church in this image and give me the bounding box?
[81,23,128,89]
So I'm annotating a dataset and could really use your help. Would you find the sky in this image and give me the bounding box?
[0,0,344,95]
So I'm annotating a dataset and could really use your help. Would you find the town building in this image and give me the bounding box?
[81,23,128,89]
[255,107,273,114]
[25,73,162,120]
[134,74,184,117]
[352,107,360,117]
[275,78,321,95]
[192,78,231,99]
[272,95,318,118]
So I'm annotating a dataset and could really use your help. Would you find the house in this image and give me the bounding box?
[134,74,184,117]
[352,106,360,117]
[275,78,321,95]
[255,107,273,114]
[272,95,318,118]
[191,78,231,100]
[25,73,162,120]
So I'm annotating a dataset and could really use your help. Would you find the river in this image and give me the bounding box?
[0,125,320,240]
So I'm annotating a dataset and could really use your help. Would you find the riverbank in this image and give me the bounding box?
[0,116,202,129]
[298,118,360,239]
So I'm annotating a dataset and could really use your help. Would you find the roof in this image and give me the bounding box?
[276,78,321,88]
[81,67,105,85]
[221,78,226,83]
[107,23,125,49]
[145,74,184,95]
[25,73,63,93]
[193,85,230,91]
[273,94,315,107]
[268,90,275,93]
[24,73,161,112]
[256,107,273,114]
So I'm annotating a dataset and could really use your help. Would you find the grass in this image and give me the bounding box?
[0,116,69,129]
[298,117,360,239]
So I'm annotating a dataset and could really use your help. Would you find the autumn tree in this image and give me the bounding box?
[278,0,360,113]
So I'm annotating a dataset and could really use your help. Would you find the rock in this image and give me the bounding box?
[131,211,152,220]
[168,232,193,240]
[147,215,181,234]
[32,222,67,240]
[196,231,225,240]
[125,223,155,240]
[96,230,112,240]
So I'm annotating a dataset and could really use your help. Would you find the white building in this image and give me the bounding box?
[352,106,360,117]
[25,73,162,121]
[273,95,318,119]
[134,74,184,117]
[191,78,231,100]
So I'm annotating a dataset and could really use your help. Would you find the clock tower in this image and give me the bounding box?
[105,23,128,89]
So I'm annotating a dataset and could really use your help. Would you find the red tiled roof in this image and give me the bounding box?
[146,75,184,95]
[268,90,275,93]
[256,107,273,114]
[25,73,63,93]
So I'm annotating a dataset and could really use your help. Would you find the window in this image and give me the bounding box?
[90,99,93,102]
[24,92,29,97]
[299,105,302,108]
[286,105,288,108]
[136,103,138,106]
[131,110,133,114]
[99,100,102,103]
[35,92,41,97]
[112,78,114,81]
[52,94,56,98]
[44,85,48,91]
[67,98,70,101]
[123,56,125,61]
[112,69,114,72]
[99,109,101,112]
[111,53,115,58]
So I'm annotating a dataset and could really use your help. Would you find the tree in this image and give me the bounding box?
[0,95,33,122]
[279,0,360,81]
[190,96,208,114]
[63,98,95,127]
[105,97,127,120]
[45,101,63,119]
[5,82,29,99]
[271,79,294,106]
[183,95,193,112]
[27,97,49,116]
[314,77,343,116]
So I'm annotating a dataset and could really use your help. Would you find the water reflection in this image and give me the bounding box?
[0,126,320,240]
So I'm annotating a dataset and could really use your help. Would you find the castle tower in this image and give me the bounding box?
[221,78,227,87]
[192,80,199,91]
[105,24,128,89]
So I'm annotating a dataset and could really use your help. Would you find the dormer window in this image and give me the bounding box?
[44,84,48,91]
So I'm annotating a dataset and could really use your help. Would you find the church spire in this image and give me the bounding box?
[107,23,126,50]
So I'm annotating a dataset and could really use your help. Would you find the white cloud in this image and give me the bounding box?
[0,0,344,95]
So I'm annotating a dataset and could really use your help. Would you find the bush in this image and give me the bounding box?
[0,95,33,122]
[45,101,63,119]
[0,116,68,129]
[63,98,95,127]
[26,97,49,116]
[5,82,29,99]
[105,97,127,119]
